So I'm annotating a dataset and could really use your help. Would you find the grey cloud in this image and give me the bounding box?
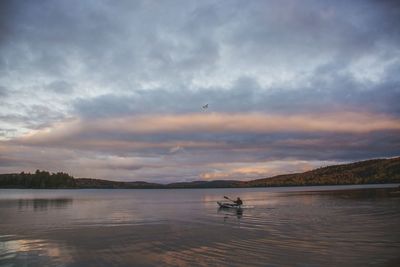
[0,156,21,167]
[0,0,17,44]
[74,67,400,118]
[0,129,17,137]
[0,86,8,97]
[0,0,223,86]
[3,0,398,90]
[230,0,400,58]
[25,105,65,126]
[1,0,400,182]
[0,104,66,129]
[45,81,74,94]
[1,1,399,110]
[4,129,399,181]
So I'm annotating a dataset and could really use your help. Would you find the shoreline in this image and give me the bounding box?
[0,183,399,191]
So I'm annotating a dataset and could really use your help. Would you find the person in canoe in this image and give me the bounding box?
[234,197,243,206]
[219,196,243,208]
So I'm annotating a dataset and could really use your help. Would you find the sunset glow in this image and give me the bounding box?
[1,1,399,182]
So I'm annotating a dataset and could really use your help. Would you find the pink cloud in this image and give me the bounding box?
[15,112,400,147]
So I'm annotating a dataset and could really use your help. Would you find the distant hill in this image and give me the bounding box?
[0,157,399,189]
[244,157,400,187]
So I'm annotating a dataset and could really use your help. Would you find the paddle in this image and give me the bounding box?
[224,196,235,203]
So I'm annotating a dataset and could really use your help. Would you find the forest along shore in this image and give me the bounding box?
[0,157,399,189]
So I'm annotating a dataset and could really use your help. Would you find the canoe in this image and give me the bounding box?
[217,201,242,209]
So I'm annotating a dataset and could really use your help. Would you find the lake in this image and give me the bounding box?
[1,184,400,267]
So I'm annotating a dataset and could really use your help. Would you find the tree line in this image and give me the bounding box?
[0,157,399,188]
[0,170,76,188]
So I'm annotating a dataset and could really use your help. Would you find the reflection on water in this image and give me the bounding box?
[0,185,400,267]
[0,237,73,267]
[218,207,243,220]
[18,198,73,211]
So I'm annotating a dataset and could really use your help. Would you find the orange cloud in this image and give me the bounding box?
[92,112,400,134]
[200,160,338,181]
[15,111,400,146]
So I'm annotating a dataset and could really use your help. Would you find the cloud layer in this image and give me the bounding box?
[1,0,399,181]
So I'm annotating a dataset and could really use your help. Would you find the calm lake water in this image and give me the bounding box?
[1,184,400,267]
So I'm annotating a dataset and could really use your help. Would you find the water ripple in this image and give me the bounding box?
[1,186,400,266]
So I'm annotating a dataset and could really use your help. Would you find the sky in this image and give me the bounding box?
[0,0,400,183]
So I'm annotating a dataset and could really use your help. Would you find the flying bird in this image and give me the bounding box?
[202,104,208,110]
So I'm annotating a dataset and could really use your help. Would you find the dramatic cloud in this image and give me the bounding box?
[1,0,399,181]
[15,112,400,144]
